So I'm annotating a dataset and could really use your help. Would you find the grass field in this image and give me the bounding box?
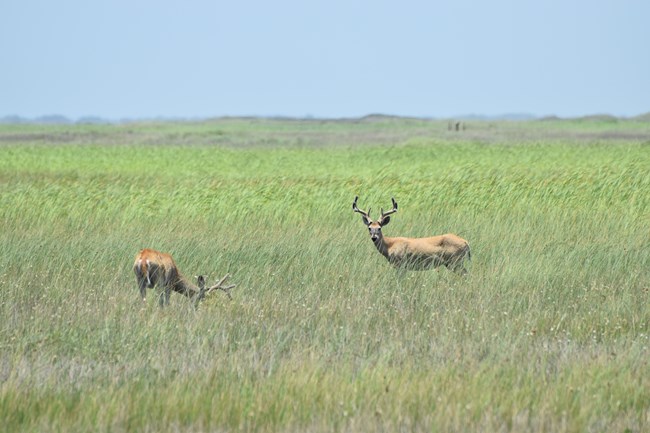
[0,118,649,432]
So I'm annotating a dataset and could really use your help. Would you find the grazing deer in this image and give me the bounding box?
[352,196,471,273]
[133,248,235,308]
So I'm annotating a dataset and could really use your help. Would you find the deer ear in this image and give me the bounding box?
[361,215,371,226]
[381,216,391,226]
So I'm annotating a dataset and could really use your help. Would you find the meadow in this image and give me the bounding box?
[0,117,648,432]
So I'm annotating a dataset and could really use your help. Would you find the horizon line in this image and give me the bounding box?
[2,111,649,125]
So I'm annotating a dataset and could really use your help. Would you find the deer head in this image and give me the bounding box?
[352,196,398,242]
[194,273,236,308]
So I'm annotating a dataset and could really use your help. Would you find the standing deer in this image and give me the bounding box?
[133,248,235,308]
[352,196,471,273]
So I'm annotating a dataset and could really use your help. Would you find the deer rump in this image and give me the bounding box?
[133,257,189,296]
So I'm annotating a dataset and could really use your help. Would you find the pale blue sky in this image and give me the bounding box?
[1,0,648,120]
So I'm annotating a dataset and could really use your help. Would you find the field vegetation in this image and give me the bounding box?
[0,117,649,432]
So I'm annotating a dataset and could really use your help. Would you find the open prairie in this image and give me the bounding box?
[1,117,649,432]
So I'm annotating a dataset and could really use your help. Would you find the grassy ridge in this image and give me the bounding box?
[0,119,649,432]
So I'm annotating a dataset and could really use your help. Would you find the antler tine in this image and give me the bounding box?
[207,273,236,300]
[213,284,235,300]
[380,197,398,220]
[352,196,371,218]
[210,273,230,289]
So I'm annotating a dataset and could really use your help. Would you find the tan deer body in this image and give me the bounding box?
[133,248,234,307]
[353,197,471,272]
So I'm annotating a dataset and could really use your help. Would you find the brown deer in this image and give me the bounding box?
[352,196,471,273]
[133,248,235,308]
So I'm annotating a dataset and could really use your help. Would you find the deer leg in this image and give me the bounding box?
[447,259,468,276]
[454,265,468,276]
[138,279,147,302]
[159,286,171,307]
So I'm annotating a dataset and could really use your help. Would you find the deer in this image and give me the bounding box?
[133,248,235,308]
[352,196,471,273]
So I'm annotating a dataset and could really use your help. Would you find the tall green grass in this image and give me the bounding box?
[0,119,648,432]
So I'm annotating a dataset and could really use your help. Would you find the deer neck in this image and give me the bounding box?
[373,234,391,259]
[172,276,200,298]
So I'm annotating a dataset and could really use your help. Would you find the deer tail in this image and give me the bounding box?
[144,260,153,285]
[134,259,153,286]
